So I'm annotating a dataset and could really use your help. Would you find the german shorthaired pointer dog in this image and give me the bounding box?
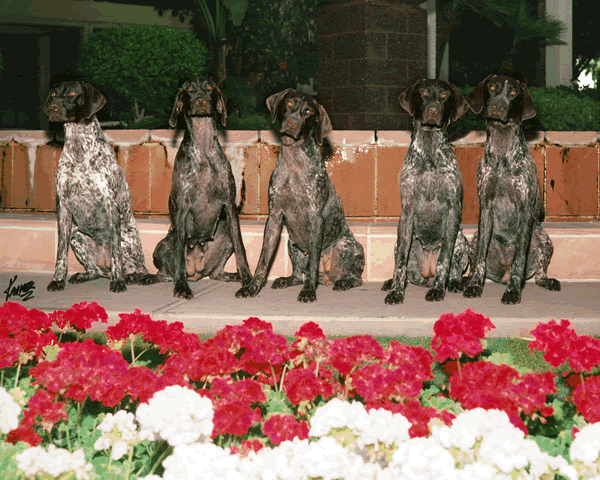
[45,81,158,292]
[153,77,252,299]
[235,89,364,303]
[383,79,470,304]
[463,74,561,304]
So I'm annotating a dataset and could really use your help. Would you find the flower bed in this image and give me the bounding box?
[1,302,600,479]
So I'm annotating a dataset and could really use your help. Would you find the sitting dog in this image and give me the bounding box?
[153,77,252,299]
[44,81,158,292]
[383,79,470,304]
[463,74,561,304]
[235,89,364,303]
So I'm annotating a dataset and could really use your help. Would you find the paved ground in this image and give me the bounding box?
[2,271,599,339]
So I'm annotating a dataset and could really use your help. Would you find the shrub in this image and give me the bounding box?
[77,25,209,127]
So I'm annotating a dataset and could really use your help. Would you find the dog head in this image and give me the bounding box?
[169,77,227,128]
[266,89,332,146]
[467,74,536,125]
[44,81,107,123]
[399,79,470,130]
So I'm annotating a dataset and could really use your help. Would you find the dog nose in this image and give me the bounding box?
[491,103,506,112]
[49,104,59,112]
[194,99,207,108]
[427,106,439,116]
[286,118,299,129]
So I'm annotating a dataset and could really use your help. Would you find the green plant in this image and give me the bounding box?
[77,25,209,126]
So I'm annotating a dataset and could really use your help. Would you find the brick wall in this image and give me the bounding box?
[1,129,599,223]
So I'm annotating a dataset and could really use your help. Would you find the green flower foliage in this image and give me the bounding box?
[77,25,209,125]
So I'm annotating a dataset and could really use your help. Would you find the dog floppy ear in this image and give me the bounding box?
[450,85,471,122]
[315,103,333,145]
[466,74,493,115]
[266,88,295,123]
[213,83,228,127]
[398,79,424,116]
[169,88,185,128]
[519,82,536,121]
[81,82,107,119]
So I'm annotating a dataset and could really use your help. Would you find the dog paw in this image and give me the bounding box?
[69,273,94,284]
[425,288,445,302]
[173,281,193,299]
[272,276,300,289]
[381,279,393,291]
[447,280,462,293]
[501,289,521,305]
[298,288,317,303]
[384,290,404,304]
[538,278,561,291]
[47,280,65,292]
[110,279,127,293]
[333,277,362,291]
[235,283,260,298]
[548,279,561,291]
[463,285,483,298]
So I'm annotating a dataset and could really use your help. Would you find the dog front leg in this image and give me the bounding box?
[385,212,414,304]
[235,213,283,298]
[225,204,252,286]
[48,205,72,291]
[173,210,193,299]
[463,206,493,298]
[501,218,534,305]
[107,214,127,293]
[299,215,325,303]
[426,209,461,302]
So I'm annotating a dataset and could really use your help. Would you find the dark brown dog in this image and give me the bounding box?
[463,74,561,304]
[235,89,364,303]
[383,79,470,304]
[153,77,252,299]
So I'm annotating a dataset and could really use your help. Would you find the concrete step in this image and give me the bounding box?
[1,214,599,282]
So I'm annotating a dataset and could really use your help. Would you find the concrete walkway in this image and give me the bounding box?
[2,271,598,339]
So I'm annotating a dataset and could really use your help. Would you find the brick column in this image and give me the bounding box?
[317,0,427,130]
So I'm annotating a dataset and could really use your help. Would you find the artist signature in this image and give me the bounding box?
[3,275,35,302]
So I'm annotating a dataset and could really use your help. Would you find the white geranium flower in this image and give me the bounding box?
[16,445,92,480]
[571,422,600,466]
[308,398,370,437]
[136,385,213,447]
[390,437,458,480]
[162,443,244,480]
[357,408,411,446]
[94,410,141,460]
[432,408,516,452]
[0,386,22,434]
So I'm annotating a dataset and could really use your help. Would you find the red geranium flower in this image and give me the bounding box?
[573,376,600,423]
[283,367,327,404]
[212,400,261,437]
[262,414,309,445]
[327,335,384,375]
[6,426,42,446]
[50,301,107,332]
[528,319,577,368]
[20,388,68,433]
[431,309,495,362]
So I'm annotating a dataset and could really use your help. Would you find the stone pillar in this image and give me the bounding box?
[545,0,572,86]
[317,0,427,130]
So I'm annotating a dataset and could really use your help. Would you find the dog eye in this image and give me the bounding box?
[509,89,517,96]
[50,92,56,97]
[305,108,313,115]
[186,87,194,92]
[287,100,294,107]
[490,85,496,91]
[439,92,448,99]
[207,85,214,90]
[421,90,430,97]
[67,91,77,96]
